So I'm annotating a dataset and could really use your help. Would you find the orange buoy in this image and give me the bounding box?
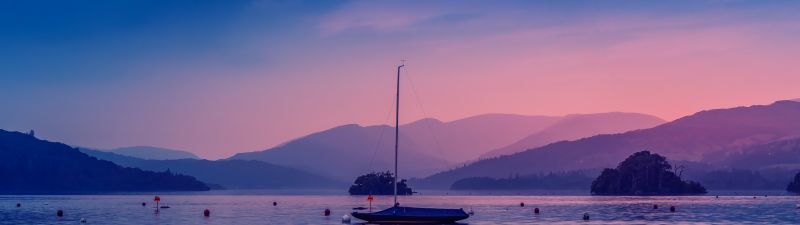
[57,209,64,217]
[204,209,210,217]
[534,207,540,214]
[670,206,676,212]
[324,208,331,216]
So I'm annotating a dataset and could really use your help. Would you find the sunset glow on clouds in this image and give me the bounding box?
[1,0,799,159]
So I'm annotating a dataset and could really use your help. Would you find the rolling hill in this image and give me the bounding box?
[229,124,452,181]
[80,149,343,189]
[481,112,665,158]
[418,100,800,188]
[399,114,561,162]
[107,146,200,160]
[0,129,209,193]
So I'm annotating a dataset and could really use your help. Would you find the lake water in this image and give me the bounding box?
[1,190,799,224]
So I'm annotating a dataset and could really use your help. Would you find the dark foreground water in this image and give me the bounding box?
[1,190,799,224]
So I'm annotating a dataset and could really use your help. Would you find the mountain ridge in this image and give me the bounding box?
[0,129,209,193]
[105,146,200,160]
[481,112,665,158]
[417,101,800,188]
[80,149,344,189]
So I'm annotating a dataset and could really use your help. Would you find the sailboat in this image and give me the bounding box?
[350,63,470,223]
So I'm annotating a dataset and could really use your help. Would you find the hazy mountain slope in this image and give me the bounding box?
[230,124,451,181]
[400,114,561,162]
[80,149,342,189]
[481,112,665,158]
[108,146,199,160]
[418,101,800,188]
[0,129,209,193]
[710,137,800,170]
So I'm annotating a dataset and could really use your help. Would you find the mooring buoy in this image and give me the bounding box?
[653,204,658,209]
[582,212,590,220]
[670,206,676,212]
[342,214,351,223]
[56,209,64,217]
[273,201,277,206]
[324,208,331,216]
[534,207,540,214]
[204,209,210,217]
[520,202,525,207]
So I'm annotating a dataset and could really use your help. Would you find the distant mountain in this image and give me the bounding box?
[0,129,208,193]
[229,112,662,182]
[709,137,800,170]
[400,114,561,162]
[107,146,199,160]
[230,124,452,181]
[80,149,342,189]
[418,101,800,188]
[481,112,665,158]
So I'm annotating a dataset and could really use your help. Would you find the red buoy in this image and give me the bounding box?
[204,209,210,217]
[324,208,331,216]
[57,209,64,217]
[534,207,540,214]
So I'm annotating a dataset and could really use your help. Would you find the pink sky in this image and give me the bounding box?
[2,1,799,159]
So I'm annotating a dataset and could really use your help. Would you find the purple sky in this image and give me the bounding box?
[1,0,799,159]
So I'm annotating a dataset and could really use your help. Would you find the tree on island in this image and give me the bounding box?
[591,151,706,195]
[788,172,800,194]
[348,171,413,195]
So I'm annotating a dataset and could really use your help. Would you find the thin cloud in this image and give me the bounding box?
[318,1,456,34]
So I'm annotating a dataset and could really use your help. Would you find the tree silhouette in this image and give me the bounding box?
[591,151,706,195]
[787,172,800,194]
[348,171,413,195]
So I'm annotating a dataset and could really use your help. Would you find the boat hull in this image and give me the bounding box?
[351,206,469,223]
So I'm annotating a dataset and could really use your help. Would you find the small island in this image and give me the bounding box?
[348,171,413,195]
[787,172,800,194]
[591,151,706,195]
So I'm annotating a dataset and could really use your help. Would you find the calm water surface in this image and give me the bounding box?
[1,190,799,224]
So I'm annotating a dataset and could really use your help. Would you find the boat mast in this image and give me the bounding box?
[394,62,404,206]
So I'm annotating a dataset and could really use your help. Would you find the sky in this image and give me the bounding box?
[1,0,799,159]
